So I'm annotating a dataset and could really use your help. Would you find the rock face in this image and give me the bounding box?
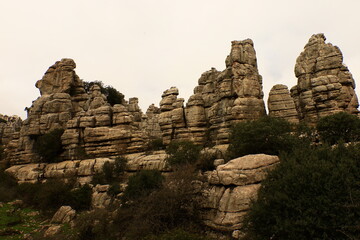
[268,84,299,123]
[159,39,266,145]
[201,154,279,231]
[5,151,169,184]
[290,34,359,123]
[0,114,22,147]
[3,59,155,165]
[51,206,76,224]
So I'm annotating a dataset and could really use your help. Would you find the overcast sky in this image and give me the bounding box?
[1,0,360,119]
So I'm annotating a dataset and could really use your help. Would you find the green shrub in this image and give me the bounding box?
[91,157,127,185]
[317,112,360,145]
[196,150,218,172]
[145,229,207,240]
[116,166,203,239]
[227,116,296,159]
[17,180,92,213]
[105,85,125,106]
[84,80,125,106]
[243,143,360,239]
[122,170,164,202]
[0,168,18,202]
[166,141,201,167]
[34,129,65,163]
[75,208,112,240]
[0,118,7,124]
[69,184,92,211]
[146,138,165,151]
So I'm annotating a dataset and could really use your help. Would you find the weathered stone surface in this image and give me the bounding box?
[291,33,359,124]
[92,184,112,208]
[268,84,299,123]
[5,152,170,184]
[43,225,62,237]
[35,58,81,95]
[5,158,113,184]
[209,154,279,186]
[125,150,169,171]
[0,114,22,146]
[51,206,76,224]
[202,154,279,232]
[158,39,266,145]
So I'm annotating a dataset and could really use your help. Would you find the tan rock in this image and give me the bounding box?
[51,206,76,224]
[209,154,279,186]
[291,33,359,124]
[268,84,299,123]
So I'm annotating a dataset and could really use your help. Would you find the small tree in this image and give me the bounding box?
[227,116,295,159]
[34,129,65,163]
[317,112,360,145]
[84,80,125,106]
[122,170,164,202]
[166,140,201,167]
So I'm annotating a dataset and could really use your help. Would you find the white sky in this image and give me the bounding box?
[1,0,360,119]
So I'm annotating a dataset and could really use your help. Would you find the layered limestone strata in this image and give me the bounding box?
[290,33,359,123]
[4,59,153,164]
[201,154,279,232]
[5,151,169,184]
[0,114,22,146]
[268,84,299,123]
[159,39,266,145]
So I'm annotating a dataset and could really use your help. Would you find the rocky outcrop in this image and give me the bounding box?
[3,58,156,164]
[290,33,359,123]
[0,114,22,146]
[201,154,279,232]
[268,84,299,123]
[159,39,266,145]
[51,206,76,224]
[5,151,169,184]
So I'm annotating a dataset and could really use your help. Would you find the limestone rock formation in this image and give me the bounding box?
[159,39,266,145]
[51,206,76,224]
[3,58,156,164]
[268,84,299,123]
[0,114,22,146]
[201,154,279,231]
[291,33,359,123]
[35,59,83,96]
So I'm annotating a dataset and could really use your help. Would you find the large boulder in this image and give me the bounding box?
[202,154,279,232]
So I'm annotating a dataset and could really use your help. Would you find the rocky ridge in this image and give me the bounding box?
[1,34,360,238]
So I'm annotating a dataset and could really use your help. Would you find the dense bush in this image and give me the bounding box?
[144,229,207,240]
[116,166,203,239]
[92,157,127,185]
[146,138,165,151]
[166,141,201,167]
[317,112,360,144]
[0,118,7,123]
[122,170,164,202]
[72,167,203,240]
[75,208,112,240]
[0,167,18,202]
[196,150,219,172]
[33,129,65,163]
[17,180,92,213]
[243,143,360,239]
[84,80,125,106]
[227,116,296,159]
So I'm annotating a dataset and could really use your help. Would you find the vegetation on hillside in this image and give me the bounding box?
[241,113,360,239]
[2,112,360,239]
